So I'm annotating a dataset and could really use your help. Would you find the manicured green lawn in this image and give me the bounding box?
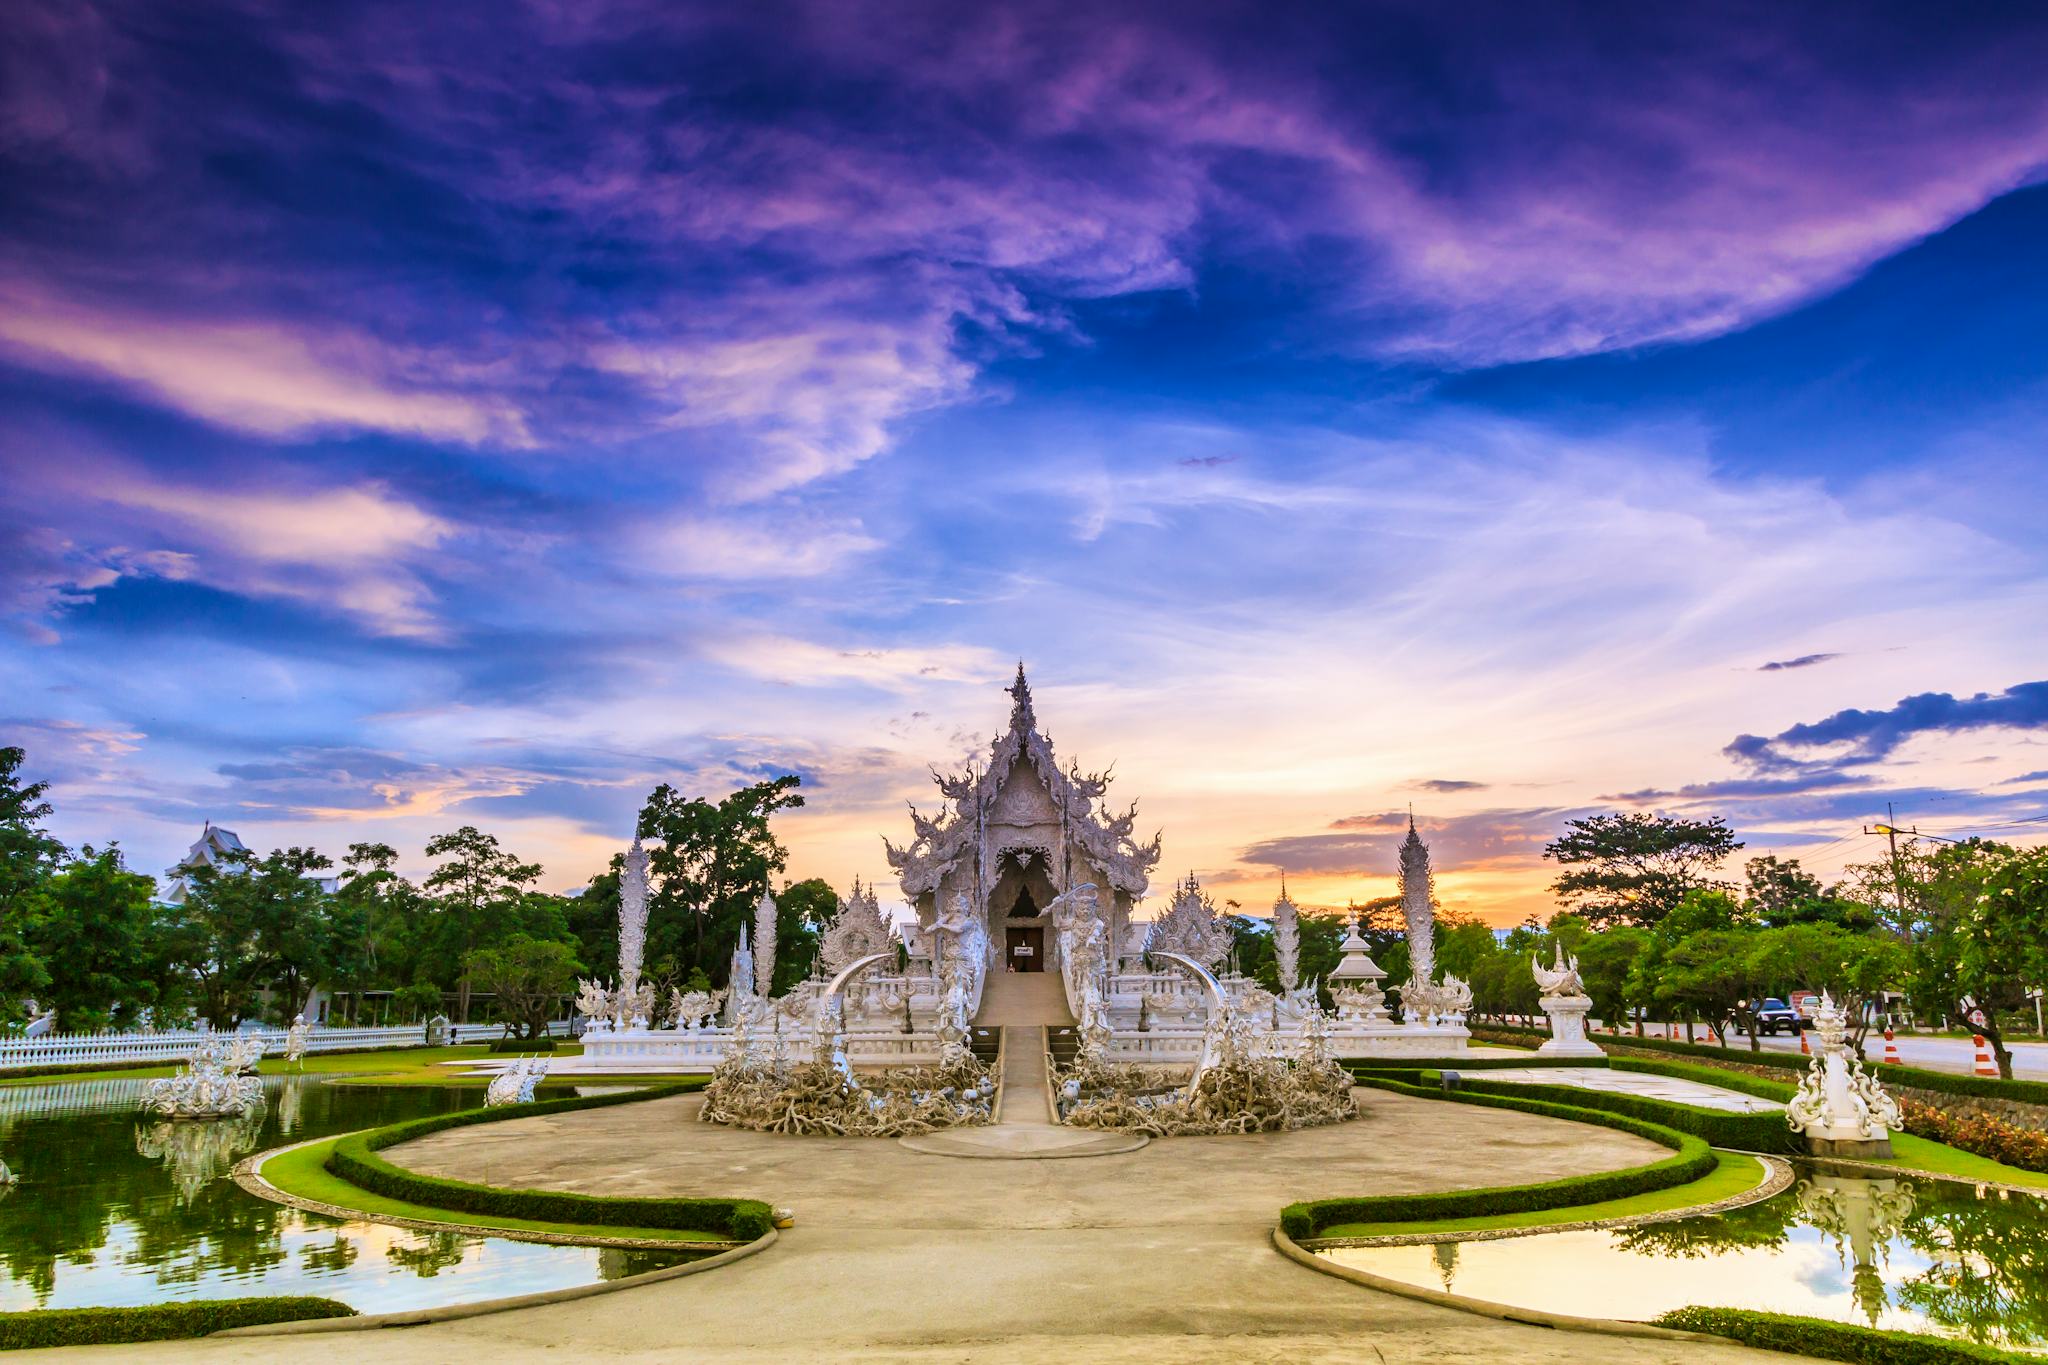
[1315,1150,1768,1238]
[1877,1134,2048,1190]
[259,1137,725,1243]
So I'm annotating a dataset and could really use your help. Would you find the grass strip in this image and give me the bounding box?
[0,1298,354,1349]
[1317,1150,1766,1238]
[1282,1075,1715,1239]
[1656,1307,2038,1364]
[261,1138,723,1243]
[1873,1134,2048,1190]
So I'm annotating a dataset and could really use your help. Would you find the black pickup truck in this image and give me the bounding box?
[1752,998,1807,1035]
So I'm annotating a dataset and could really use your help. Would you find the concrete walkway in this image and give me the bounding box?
[899,1026,1142,1157]
[33,1088,1789,1363]
[1476,1067,1784,1114]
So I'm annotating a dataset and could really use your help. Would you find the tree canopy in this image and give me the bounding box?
[1544,812,1742,926]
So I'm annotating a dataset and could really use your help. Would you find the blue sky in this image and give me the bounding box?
[2,1,2045,921]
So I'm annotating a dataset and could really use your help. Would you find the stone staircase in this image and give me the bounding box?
[972,971,1075,1027]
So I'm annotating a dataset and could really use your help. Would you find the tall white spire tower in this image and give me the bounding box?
[1397,814,1436,986]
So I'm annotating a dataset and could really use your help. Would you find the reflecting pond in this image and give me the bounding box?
[1320,1161,2048,1354]
[0,1075,695,1313]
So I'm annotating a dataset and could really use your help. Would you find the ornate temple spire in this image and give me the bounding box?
[754,889,778,998]
[618,832,649,998]
[1398,817,1437,986]
[1272,874,1301,992]
[1006,660,1035,734]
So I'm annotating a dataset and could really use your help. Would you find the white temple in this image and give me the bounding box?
[562,665,1467,1074]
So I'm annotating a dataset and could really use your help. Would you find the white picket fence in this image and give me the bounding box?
[0,1020,570,1073]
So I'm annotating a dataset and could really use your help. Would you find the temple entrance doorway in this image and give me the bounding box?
[1006,925,1045,972]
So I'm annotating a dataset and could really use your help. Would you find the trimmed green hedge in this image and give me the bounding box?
[325,1079,773,1241]
[1657,1308,2037,1364]
[1280,1075,1715,1239]
[0,1297,355,1349]
[1444,1075,1800,1154]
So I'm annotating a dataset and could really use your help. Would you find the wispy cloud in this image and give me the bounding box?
[0,286,526,444]
[1759,652,1842,672]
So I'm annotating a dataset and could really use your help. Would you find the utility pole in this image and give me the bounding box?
[1865,803,1912,934]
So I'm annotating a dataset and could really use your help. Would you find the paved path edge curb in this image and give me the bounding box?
[207,1227,778,1337]
[1302,1151,1794,1249]
[232,1133,750,1252]
[1271,1225,1720,1344]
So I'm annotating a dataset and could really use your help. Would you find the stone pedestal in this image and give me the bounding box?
[1806,1134,1895,1159]
[1536,994,1604,1057]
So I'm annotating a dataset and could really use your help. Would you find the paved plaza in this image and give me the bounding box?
[34,1086,1786,1362]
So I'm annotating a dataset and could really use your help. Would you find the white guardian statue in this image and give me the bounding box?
[1788,992,1901,1158]
[1533,943,1602,1057]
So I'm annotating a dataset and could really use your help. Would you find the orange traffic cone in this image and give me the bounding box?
[1974,1035,1999,1078]
[1800,1029,1810,1056]
[1882,1028,1901,1066]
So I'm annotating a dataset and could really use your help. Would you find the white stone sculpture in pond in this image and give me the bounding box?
[284,1014,310,1070]
[485,1054,551,1107]
[141,1034,266,1119]
[1788,992,1900,1157]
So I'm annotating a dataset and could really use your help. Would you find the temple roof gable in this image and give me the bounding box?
[884,665,1161,900]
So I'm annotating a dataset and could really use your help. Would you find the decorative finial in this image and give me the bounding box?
[1006,661,1035,729]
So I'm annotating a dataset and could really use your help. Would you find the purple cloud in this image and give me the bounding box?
[1725,681,2048,773]
[1247,807,1581,874]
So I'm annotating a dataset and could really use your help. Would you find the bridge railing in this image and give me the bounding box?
[0,1020,570,1072]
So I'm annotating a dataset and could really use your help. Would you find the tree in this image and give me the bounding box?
[24,844,161,1031]
[1575,925,1649,1033]
[1637,928,1759,1047]
[1544,812,1742,926]
[463,936,581,1041]
[158,848,271,1029]
[1947,844,2048,1078]
[1743,855,1822,917]
[770,877,836,992]
[251,846,336,1020]
[638,776,804,987]
[0,746,62,1018]
[422,827,543,1021]
[1746,923,1908,1045]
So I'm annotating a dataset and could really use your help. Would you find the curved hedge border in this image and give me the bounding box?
[326,1079,773,1242]
[1280,1075,1715,1239]
[0,1298,354,1349]
[1657,1308,2037,1365]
